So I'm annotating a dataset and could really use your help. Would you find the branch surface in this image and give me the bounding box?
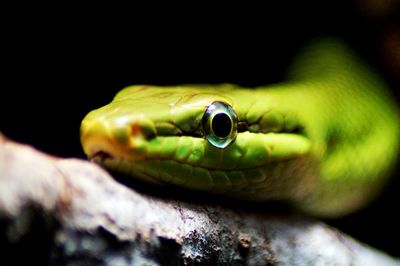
[0,134,398,265]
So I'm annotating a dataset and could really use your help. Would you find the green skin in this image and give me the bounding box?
[80,39,399,217]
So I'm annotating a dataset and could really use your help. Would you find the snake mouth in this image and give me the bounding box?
[91,150,114,162]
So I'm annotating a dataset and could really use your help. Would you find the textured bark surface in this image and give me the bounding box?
[0,134,398,265]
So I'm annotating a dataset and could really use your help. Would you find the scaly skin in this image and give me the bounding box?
[80,39,399,217]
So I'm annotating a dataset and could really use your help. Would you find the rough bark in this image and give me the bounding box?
[0,134,398,266]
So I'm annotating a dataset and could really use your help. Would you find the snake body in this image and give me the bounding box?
[80,39,399,217]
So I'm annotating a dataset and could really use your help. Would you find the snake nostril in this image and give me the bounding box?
[131,124,142,137]
[130,120,157,140]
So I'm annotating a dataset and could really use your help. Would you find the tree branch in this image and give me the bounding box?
[0,134,398,265]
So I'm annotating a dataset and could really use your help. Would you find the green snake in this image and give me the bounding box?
[80,38,399,217]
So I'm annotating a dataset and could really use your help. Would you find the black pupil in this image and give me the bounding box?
[212,113,232,138]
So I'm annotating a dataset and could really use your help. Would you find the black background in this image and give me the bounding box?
[1,2,399,258]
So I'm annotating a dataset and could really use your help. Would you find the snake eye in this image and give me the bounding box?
[202,101,238,148]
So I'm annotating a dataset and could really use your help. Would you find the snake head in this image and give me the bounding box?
[80,85,312,199]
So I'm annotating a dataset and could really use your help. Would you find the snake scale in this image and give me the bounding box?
[80,38,399,217]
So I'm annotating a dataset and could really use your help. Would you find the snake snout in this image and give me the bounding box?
[80,120,118,160]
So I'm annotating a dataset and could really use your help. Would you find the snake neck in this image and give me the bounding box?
[272,39,400,216]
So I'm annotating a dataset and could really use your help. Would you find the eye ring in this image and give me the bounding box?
[202,101,238,148]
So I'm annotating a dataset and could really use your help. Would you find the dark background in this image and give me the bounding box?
[1,1,399,258]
